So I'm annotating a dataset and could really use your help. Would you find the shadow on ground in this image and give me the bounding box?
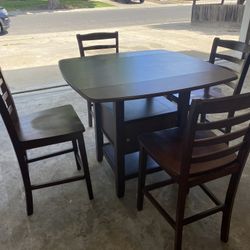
[177,50,209,59]
[149,21,240,36]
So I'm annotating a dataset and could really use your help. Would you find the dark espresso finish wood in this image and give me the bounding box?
[137,93,250,250]
[59,50,236,102]
[100,97,177,154]
[0,68,93,216]
[101,97,177,197]
[76,32,119,57]
[76,31,119,127]
[59,50,237,197]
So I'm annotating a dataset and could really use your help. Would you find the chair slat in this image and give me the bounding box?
[0,68,19,125]
[196,113,250,130]
[194,127,248,146]
[217,39,250,53]
[77,32,118,41]
[215,53,242,65]
[7,104,13,115]
[2,91,8,102]
[191,143,242,164]
[4,95,13,109]
[0,81,8,93]
[84,45,117,51]
[194,93,250,114]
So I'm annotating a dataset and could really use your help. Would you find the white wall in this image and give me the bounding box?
[239,0,250,44]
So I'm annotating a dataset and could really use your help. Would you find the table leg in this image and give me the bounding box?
[177,91,191,129]
[114,101,125,198]
[94,103,103,162]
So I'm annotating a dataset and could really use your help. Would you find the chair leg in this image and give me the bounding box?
[87,101,93,127]
[72,139,81,170]
[78,134,94,200]
[17,152,33,216]
[137,147,147,211]
[221,173,241,242]
[174,184,188,250]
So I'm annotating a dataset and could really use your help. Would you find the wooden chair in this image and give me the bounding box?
[137,93,250,250]
[0,68,93,216]
[76,31,119,127]
[168,37,250,107]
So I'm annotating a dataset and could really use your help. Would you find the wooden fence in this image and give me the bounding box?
[191,1,245,23]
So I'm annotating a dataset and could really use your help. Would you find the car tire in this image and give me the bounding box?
[140,0,144,3]
[0,23,3,34]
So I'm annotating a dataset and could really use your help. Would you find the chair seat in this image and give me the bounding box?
[17,105,85,148]
[139,128,237,177]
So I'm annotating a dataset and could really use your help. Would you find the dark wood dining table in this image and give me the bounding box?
[59,50,237,197]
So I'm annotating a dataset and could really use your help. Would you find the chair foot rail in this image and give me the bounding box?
[183,205,224,225]
[27,148,74,163]
[144,190,176,229]
[199,183,222,205]
[145,179,175,192]
[31,175,85,190]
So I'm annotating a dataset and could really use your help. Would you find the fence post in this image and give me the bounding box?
[191,0,196,23]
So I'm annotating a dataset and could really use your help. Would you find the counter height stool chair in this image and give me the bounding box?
[76,31,119,127]
[168,37,250,123]
[194,38,250,100]
[137,93,250,250]
[0,68,93,216]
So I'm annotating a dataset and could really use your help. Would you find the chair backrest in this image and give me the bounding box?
[209,37,250,95]
[76,31,119,57]
[181,93,250,177]
[0,68,20,145]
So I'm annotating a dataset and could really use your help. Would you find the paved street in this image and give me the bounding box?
[8,4,192,35]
